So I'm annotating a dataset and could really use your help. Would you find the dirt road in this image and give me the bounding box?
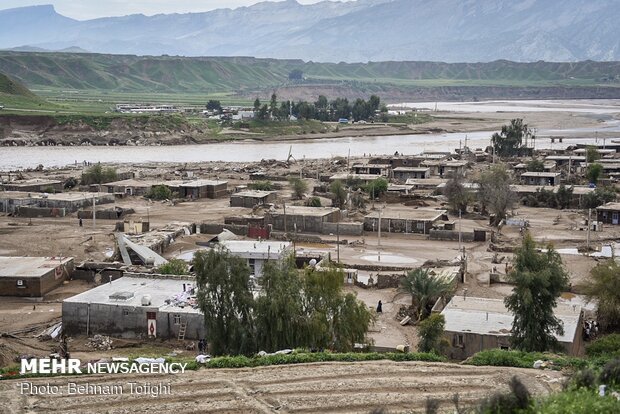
[0,361,564,414]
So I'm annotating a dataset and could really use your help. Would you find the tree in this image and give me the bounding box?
[418,313,446,353]
[253,97,261,112]
[586,146,600,163]
[301,266,373,352]
[581,260,620,331]
[206,100,222,112]
[476,165,517,226]
[157,259,189,275]
[257,104,269,120]
[255,256,305,352]
[504,233,569,352]
[491,118,534,157]
[146,184,173,200]
[269,93,278,118]
[556,184,574,209]
[580,187,616,209]
[399,268,453,322]
[81,163,117,185]
[330,180,347,208]
[306,196,321,207]
[526,159,545,172]
[289,177,308,199]
[365,177,388,200]
[587,163,603,185]
[443,176,471,213]
[194,247,256,356]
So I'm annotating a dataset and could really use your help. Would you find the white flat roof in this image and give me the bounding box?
[0,256,73,278]
[219,240,292,258]
[179,179,227,187]
[365,208,446,221]
[441,296,581,343]
[271,206,339,217]
[232,190,277,198]
[64,275,201,313]
[521,172,561,177]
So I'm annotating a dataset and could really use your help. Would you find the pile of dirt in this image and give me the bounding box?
[86,335,113,351]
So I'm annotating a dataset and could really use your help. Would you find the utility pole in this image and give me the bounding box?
[458,209,462,254]
[377,209,382,247]
[336,222,340,263]
[92,195,96,230]
[587,208,592,253]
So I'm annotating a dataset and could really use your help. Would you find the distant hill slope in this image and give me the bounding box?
[0,71,50,108]
[1,52,620,97]
[1,1,620,62]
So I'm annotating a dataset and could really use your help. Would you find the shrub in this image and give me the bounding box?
[600,358,620,386]
[476,376,531,413]
[534,388,620,413]
[249,181,274,191]
[146,185,173,200]
[464,349,587,370]
[81,164,118,185]
[570,368,597,390]
[306,196,321,207]
[586,334,620,358]
[157,259,189,275]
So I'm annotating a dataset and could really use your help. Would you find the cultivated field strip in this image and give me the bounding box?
[0,361,563,414]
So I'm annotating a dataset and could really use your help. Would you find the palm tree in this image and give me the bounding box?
[399,268,453,322]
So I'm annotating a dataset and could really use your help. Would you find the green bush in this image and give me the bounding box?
[206,351,444,369]
[306,196,321,207]
[249,181,274,191]
[464,349,587,370]
[157,259,189,275]
[81,164,118,185]
[600,359,620,386]
[586,334,620,358]
[534,388,620,413]
[146,185,173,200]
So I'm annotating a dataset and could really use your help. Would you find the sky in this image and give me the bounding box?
[0,0,351,20]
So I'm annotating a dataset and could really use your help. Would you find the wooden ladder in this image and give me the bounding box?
[178,321,187,340]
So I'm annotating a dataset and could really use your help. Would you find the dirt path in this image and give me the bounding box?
[0,361,564,414]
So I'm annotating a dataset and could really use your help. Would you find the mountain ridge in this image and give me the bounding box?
[1,1,619,62]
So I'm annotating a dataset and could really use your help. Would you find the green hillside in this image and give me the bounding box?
[2,52,620,95]
[0,71,52,109]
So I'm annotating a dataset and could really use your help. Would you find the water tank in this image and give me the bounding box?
[309,259,317,267]
[141,294,152,306]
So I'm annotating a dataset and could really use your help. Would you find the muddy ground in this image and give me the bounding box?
[0,360,565,414]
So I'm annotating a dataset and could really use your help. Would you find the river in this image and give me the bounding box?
[1,100,620,171]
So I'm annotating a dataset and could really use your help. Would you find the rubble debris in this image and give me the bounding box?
[87,334,113,351]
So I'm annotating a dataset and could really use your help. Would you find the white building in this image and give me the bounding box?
[219,240,293,278]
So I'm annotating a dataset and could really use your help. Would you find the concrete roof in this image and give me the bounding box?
[393,167,430,172]
[64,275,200,313]
[271,206,339,217]
[0,256,73,278]
[597,202,620,211]
[441,296,581,343]
[330,173,381,181]
[3,179,62,186]
[521,172,561,177]
[178,179,227,187]
[365,208,446,221]
[104,179,184,188]
[219,240,292,259]
[0,191,113,201]
[231,190,277,198]
[545,156,586,161]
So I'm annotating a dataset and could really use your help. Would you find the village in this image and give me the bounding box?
[0,130,618,365]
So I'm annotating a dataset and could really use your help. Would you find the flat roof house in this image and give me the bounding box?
[230,190,277,208]
[179,179,228,199]
[63,274,205,340]
[596,202,620,225]
[0,191,115,215]
[1,179,64,193]
[219,240,293,278]
[351,163,391,177]
[392,167,430,182]
[0,256,74,297]
[441,296,583,360]
[103,179,184,196]
[266,206,341,233]
[364,208,447,234]
[520,172,561,186]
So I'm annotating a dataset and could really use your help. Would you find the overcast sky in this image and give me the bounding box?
[0,0,351,20]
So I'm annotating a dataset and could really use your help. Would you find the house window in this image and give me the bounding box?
[123,309,130,316]
[173,314,181,325]
[16,280,25,288]
[453,334,464,348]
[248,259,256,274]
